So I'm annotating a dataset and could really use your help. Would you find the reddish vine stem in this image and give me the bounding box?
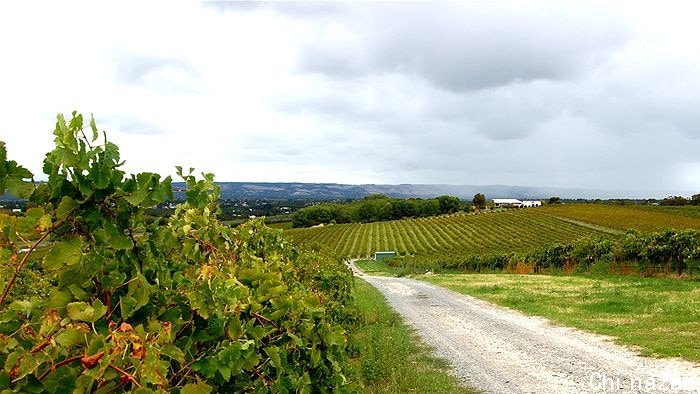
[37,355,83,381]
[30,335,53,354]
[0,228,54,306]
[251,312,279,330]
[108,363,141,388]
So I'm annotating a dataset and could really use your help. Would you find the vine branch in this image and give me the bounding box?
[108,363,141,388]
[37,355,83,381]
[0,227,54,306]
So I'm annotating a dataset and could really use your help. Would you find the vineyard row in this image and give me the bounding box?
[285,210,607,258]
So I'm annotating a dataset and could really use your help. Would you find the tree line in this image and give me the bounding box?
[659,195,700,206]
[292,195,463,228]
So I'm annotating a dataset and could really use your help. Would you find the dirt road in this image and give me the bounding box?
[351,263,700,393]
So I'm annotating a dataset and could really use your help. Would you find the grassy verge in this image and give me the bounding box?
[354,260,408,277]
[422,273,700,362]
[350,279,476,393]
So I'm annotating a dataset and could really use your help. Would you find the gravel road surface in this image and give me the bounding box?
[351,263,700,393]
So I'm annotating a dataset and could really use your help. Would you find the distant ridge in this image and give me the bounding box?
[171,182,686,200]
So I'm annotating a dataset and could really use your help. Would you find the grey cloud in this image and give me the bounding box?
[296,3,630,91]
[204,2,264,13]
[102,115,166,135]
[207,2,352,18]
[114,53,185,83]
[277,75,562,141]
[112,51,201,94]
[580,89,700,140]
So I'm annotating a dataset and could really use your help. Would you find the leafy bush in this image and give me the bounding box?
[0,113,357,392]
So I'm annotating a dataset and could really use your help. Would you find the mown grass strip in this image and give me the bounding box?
[350,279,477,393]
[355,260,408,277]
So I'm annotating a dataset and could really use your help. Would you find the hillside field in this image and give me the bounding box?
[285,210,607,258]
[285,204,700,260]
[541,204,700,231]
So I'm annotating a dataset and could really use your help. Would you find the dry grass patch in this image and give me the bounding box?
[542,204,700,231]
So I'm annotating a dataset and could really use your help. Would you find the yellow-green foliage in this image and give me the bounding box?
[542,204,700,232]
[285,210,606,258]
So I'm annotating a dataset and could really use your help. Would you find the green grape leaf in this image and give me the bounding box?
[160,344,185,363]
[43,237,83,270]
[89,114,98,142]
[56,196,79,220]
[103,222,132,250]
[6,178,34,199]
[66,300,106,322]
[311,347,321,367]
[181,381,212,394]
[9,300,34,317]
[91,165,111,189]
[120,296,137,319]
[265,346,282,370]
[226,317,243,341]
[38,214,53,231]
[46,290,72,308]
[55,327,85,347]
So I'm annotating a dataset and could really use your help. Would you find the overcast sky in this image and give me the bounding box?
[1,2,699,194]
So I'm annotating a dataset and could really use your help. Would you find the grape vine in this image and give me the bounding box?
[0,112,357,393]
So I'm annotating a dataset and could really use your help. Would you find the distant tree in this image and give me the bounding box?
[472,193,486,210]
[292,209,310,228]
[660,196,688,206]
[390,199,416,219]
[355,202,379,222]
[437,195,461,214]
[416,199,440,217]
[691,194,700,206]
[548,196,561,204]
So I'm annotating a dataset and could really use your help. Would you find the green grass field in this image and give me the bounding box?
[355,260,407,276]
[351,279,473,393]
[418,273,700,362]
[285,210,607,258]
[542,204,700,231]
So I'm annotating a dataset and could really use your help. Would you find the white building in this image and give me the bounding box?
[492,199,542,208]
[493,199,523,208]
